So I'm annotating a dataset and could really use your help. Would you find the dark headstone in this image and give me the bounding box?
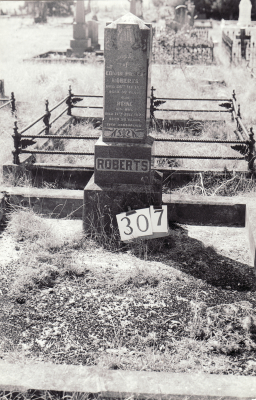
[94,13,153,187]
[103,13,152,143]
[83,171,163,233]
[83,13,162,235]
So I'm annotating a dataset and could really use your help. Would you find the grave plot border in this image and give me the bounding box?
[23,50,104,63]
[0,189,255,272]
[3,87,255,182]
[0,360,256,398]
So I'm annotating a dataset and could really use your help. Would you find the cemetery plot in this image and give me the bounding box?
[1,4,256,384]
[0,210,256,375]
[153,32,214,65]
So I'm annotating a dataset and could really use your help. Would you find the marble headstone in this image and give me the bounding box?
[238,0,252,27]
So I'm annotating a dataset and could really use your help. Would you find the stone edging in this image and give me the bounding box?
[0,362,256,398]
[0,187,255,269]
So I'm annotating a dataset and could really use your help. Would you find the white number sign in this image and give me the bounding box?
[116,208,153,242]
[150,205,168,237]
[116,206,168,242]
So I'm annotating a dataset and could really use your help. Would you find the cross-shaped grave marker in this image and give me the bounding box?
[236,28,251,59]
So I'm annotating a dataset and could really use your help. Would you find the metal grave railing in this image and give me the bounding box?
[9,85,256,174]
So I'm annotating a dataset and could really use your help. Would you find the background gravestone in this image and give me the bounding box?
[0,80,5,98]
[88,20,100,49]
[70,0,91,57]
[222,0,254,65]
[129,0,143,19]
[238,0,252,26]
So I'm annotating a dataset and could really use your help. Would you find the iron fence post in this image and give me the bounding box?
[67,85,73,116]
[44,99,51,134]
[230,103,234,122]
[150,86,156,121]
[237,104,241,118]
[232,90,236,101]
[248,128,256,175]
[12,121,21,165]
[11,92,16,114]
[150,86,156,127]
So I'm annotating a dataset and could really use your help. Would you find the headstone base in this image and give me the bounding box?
[94,135,154,185]
[70,38,92,57]
[83,170,163,234]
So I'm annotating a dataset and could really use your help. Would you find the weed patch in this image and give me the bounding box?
[167,172,256,196]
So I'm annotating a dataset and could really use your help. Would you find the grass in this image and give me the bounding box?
[166,171,256,197]
[36,120,99,166]
[0,392,99,400]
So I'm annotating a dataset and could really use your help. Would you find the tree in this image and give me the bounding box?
[193,0,212,18]
[151,0,256,20]
[24,1,74,17]
[211,0,240,20]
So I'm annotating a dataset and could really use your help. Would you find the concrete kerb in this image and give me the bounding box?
[0,187,84,220]
[246,200,256,271]
[2,163,253,192]
[0,186,255,269]
[0,361,256,398]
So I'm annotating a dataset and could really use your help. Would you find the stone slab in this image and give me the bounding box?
[94,135,153,185]
[245,200,256,270]
[103,13,152,143]
[0,187,250,227]
[83,171,162,233]
[70,38,91,50]
[163,193,246,227]
[4,161,251,191]
[3,163,93,191]
[0,361,256,397]
[0,187,84,219]
[88,20,99,46]
[1,185,255,271]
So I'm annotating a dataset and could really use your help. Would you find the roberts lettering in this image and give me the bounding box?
[96,158,149,172]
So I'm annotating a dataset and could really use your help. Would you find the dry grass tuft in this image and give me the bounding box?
[169,172,256,197]
[187,300,256,356]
